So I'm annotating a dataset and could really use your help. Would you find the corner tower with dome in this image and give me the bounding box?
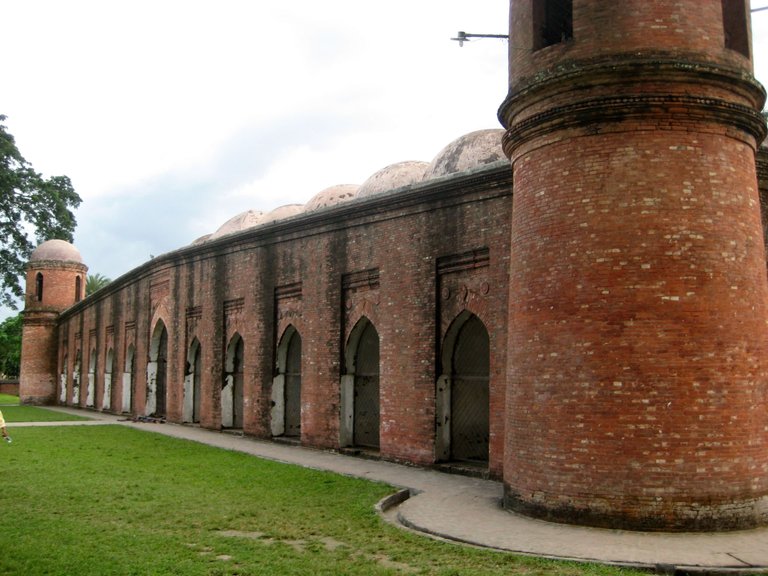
[20,239,88,405]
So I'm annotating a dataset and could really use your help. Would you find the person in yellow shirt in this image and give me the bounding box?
[0,410,11,443]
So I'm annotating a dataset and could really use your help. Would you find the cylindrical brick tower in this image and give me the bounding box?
[20,239,87,405]
[499,0,768,531]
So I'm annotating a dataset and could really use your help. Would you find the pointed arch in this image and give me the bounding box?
[340,317,380,449]
[147,320,168,418]
[35,272,44,302]
[222,333,244,429]
[102,348,114,411]
[122,344,135,414]
[271,325,301,438]
[183,338,202,423]
[436,311,490,464]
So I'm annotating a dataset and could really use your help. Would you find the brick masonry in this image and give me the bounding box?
[23,165,511,478]
[499,0,768,531]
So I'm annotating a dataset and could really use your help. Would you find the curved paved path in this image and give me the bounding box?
[20,407,768,575]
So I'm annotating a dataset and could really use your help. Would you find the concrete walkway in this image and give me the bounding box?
[20,408,768,575]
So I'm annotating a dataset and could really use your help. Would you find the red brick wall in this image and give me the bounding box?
[48,166,511,479]
[0,381,19,395]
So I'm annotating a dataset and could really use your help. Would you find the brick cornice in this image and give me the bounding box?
[22,309,59,327]
[499,56,767,157]
[25,260,87,273]
[502,93,767,159]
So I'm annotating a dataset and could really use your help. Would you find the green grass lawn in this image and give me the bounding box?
[0,404,90,423]
[0,393,19,404]
[0,425,646,576]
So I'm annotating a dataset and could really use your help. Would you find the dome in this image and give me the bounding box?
[260,204,304,224]
[190,234,212,245]
[29,239,83,263]
[423,129,506,180]
[304,184,360,212]
[209,210,265,240]
[357,161,430,198]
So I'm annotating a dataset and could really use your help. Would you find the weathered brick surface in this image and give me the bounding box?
[499,0,768,531]
[26,167,511,479]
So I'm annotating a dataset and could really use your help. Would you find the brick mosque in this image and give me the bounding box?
[18,0,768,532]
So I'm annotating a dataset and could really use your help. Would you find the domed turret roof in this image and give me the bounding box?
[304,184,360,212]
[358,161,430,198]
[260,204,304,224]
[29,239,83,263]
[209,209,265,240]
[423,129,506,180]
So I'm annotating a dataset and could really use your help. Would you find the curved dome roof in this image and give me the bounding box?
[260,204,304,224]
[304,184,360,212]
[423,129,506,180]
[190,234,212,246]
[357,161,429,198]
[209,210,265,240]
[29,239,83,263]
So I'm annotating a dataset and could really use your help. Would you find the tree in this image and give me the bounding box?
[86,273,111,296]
[0,314,22,378]
[0,115,82,309]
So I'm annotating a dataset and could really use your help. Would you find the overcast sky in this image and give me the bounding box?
[3,2,768,320]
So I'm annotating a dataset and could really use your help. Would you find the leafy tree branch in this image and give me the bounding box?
[0,115,82,308]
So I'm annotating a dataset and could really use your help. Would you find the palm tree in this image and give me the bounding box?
[85,273,111,296]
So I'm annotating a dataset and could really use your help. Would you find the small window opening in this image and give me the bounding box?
[534,0,573,51]
[75,276,82,302]
[722,0,749,58]
[35,272,44,302]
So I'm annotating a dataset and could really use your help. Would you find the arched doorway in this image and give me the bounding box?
[147,322,168,418]
[341,318,380,449]
[72,350,82,405]
[103,348,114,411]
[271,326,301,438]
[183,339,202,423]
[436,312,490,464]
[223,334,244,429]
[59,354,68,404]
[122,345,134,414]
[86,348,96,408]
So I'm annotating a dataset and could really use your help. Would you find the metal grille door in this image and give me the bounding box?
[451,316,489,462]
[284,332,302,437]
[354,323,380,448]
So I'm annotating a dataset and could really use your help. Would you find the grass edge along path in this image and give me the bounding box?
[0,425,645,576]
[1,404,90,423]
